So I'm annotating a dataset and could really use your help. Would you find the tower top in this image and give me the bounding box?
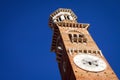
[50,8,77,20]
[49,8,90,29]
[49,8,78,28]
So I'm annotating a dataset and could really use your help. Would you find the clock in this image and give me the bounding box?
[73,53,107,72]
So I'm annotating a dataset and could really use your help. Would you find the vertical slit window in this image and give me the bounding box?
[84,50,87,53]
[56,19,59,22]
[73,34,77,42]
[67,15,70,20]
[83,38,87,43]
[68,34,72,42]
[59,17,62,21]
[64,15,67,20]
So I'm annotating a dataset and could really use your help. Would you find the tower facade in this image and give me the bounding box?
[48,8,118,80]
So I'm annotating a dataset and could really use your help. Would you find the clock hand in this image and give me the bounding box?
[82,59,98,66]
[82,59,89,64]
[92,60,99,66]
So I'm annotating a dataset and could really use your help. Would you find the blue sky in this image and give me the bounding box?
[1,0,120,80]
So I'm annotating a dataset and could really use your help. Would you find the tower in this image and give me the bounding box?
[48,8,118,80]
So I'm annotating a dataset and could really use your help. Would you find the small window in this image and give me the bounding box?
[73,34,77,42]
[88,50,91,53]
[56,19,59,22]
[79,50,82,53]
[59,17,62,21]
[67,15,70,20]
[79,34,84,37]
[74,49,77,53]
[93,51,96,54]
[78,38,82,43]
[68,34,72,42]
[97,51,100,54]
[84,50,87,53]
[64,15,67,19]
[83,38,87,43]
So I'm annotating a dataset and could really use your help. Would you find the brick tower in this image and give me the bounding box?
[48,8,118,80]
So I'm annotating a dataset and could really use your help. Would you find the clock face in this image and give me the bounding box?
[73,54,107,72]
